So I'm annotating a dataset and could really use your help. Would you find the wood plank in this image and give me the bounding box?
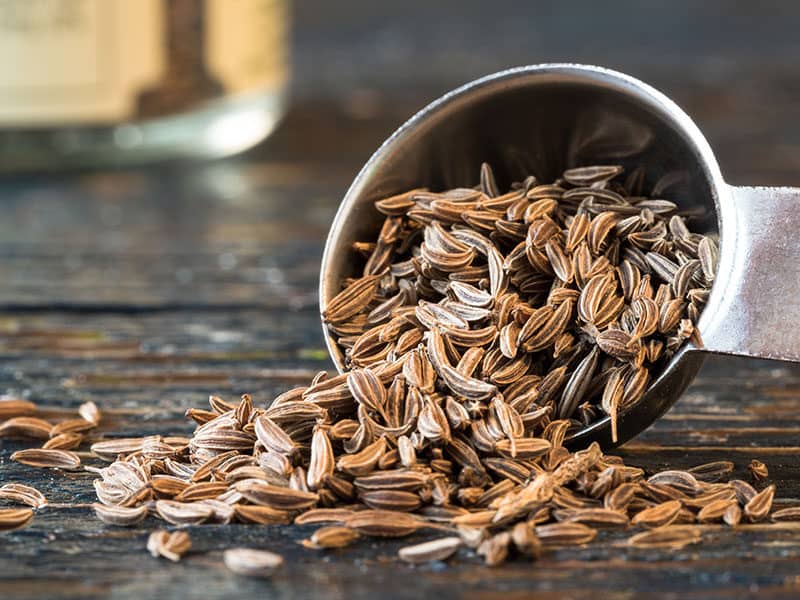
[4,1,800,596]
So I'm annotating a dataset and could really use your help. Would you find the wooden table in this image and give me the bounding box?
[2,2,800,598]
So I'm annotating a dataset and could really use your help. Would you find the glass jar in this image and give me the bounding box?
[0,0,288,172]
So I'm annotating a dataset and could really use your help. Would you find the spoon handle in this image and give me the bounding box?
[701,185,800,362]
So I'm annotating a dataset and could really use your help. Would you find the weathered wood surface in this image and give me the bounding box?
[3,2,800,598]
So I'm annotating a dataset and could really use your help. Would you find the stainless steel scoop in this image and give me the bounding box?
[319,63,800,448]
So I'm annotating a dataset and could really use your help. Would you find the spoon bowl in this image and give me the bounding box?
[320,64,800,448]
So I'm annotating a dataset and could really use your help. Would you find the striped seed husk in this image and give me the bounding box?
[627,526,701,549]
[11,448,81,470]
[0,417,53,439]
[0,507,34,532]
[301,525,362,549]
[0,483,47,508]
[93,503,149,527]
[0,397,37,418]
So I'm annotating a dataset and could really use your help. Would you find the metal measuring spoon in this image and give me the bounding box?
[320,64,800,448]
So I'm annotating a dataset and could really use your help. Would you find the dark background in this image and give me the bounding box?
[1,2,800,599]
[291,0,800,184]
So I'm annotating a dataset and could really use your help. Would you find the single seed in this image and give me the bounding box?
[302,525,362,549]
[93,503,149,527]
[147,530,191,562]
[0,483,47,508]
[748,459,768,482]
[11,448,81,470]
[223,548,283,577]
[628,526,701,549]
[744,485,775,522]
[0,508,34,532]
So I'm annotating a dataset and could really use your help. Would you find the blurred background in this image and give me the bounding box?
[290,0,800,184]
[1,0,800,358]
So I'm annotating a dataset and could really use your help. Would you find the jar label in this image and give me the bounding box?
[205,0,288,95]
[0,0,287,126]
[0,0,164,125]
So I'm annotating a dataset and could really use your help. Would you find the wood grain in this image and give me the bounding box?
[3,1,800,597]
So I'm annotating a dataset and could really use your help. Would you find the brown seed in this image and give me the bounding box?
[417,398,452,443]
[0,507,34,532]
[150,476,189,498]
[93,503,149,527]
[545,241,574,283]
[174,482,229,503]
[682,488,736,509]
[511,521,542,557]
[254,415,296,456]
[0,397,37,418]
[428,335,497,400]
[697,236,718,281]
[480,162,500,197]
[553,443,603,486]
[307,428,335,490]
[477,532,511,566]
[236,480,319,511]
[588,211,619,254]
[687,460,735,483]
[627,526,701,549]
[744,484,775,522]
[347,368,388,414]
[631,500,682,528]
[647,470,701,495]
[558,347,600,419]
[553,508,629,528]
[49,418,97,438]
[359,489,422,512]
[154,500,214,525]
[0,483,47,508]
[646,252,679,284]
[43,432,84,450]
[601,369,625,443]
[336,438,387,477]
[0,416,53,439]
[302,525,361,549]
[11,448,81,470]
[147,530,191,562]
[450,281,493,308]
[353,470,428,492]
[723,503,742,527]
[324,275,381,323]
[535,522,597,546]
[294,508,355,526]
[233,505,293,525]
[90,438,146,461]
[604,482,638,512]
[375,189,420,216]
[697,499,737,523]
[748,459,768,482]
[730,479,758,505]
[771,507,800,522]
[343,510,421,537]
[563,165,623,186]
[595,329,638,361]
[566,213,590,252]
